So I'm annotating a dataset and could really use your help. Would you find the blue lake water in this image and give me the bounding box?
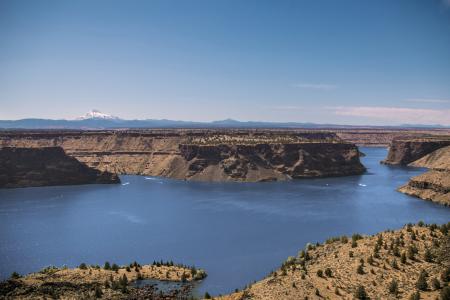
[0,147,449,296]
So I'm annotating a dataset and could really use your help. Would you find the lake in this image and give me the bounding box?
[0,147,449,296]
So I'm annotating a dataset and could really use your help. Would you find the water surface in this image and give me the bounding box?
[0,147,449,296]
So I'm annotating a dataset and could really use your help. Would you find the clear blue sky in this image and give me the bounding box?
[1,0,450,125]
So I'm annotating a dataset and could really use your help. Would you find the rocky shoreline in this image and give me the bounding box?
[0,147,119,188]
[0,261,206,299]
[381,136,450,206]
[0,130,366,183]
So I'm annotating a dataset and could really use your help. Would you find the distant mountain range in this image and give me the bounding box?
[0,110,447,130]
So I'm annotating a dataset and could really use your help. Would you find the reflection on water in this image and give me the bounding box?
[0,147,449,295]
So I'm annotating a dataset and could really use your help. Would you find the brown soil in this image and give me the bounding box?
[218,223,450,300]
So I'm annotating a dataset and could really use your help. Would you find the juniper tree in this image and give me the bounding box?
[416,269,428,291]
[389,279,398,295]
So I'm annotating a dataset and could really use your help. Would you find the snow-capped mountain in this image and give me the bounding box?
[77,110,120,120]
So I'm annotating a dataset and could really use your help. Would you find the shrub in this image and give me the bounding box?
[95,286,103,298]
[316,269,323,277]
[416,270,428,291]
[424,249,433,262]
[325,268,332,277]
[204,292,212,299]
[193,269,207,280]
[340,236,348,243]
[409,291,420,300]
[401,252,407,264]
[79,263,88,270]
[391,259,399,269]
[352,240,358,248]
[111,264,119,272]
[104,262,111,270]
[10,272,21,279]
[442,267,450,283]
[354,285,368,300]
[349,251,354,258]
[357,264,364,275]
[389,279,398,295]
[432,278,441,290]
[367,255,374,265]
[441,286,450,300]
[126,266,131,272]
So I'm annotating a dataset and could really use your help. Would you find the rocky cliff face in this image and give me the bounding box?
[0,130,365,182]
[398,145,450,206]
[0,147,120,188]
[381,137,450,165]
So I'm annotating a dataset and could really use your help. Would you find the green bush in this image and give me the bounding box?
[354,285,368,300]
[441,286,450,300]
[325,268,332,277]
[316,269,323,277]
[104,262,111,270]
[416,270,428,291]
[79,263,88,270]
[10,272,21,279]
[389,279,398,295]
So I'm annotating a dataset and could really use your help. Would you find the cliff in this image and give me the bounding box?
[0,130,365,182]
[381,136,450,165]
[0,147,120,188]
[398,146,450,206]
[219,223,450,300]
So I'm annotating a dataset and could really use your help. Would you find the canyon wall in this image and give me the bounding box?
[382,136,450,205]
[0,130,365,182]
[398,146,450,206]
[0,147,119,188]
[381,137,450,165]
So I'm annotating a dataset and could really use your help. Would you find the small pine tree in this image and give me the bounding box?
[389,279,398,295]
[204,292,212,299]
[409,291,420,300]
[416,270,428,291]
[95,286,103,298]
[354,285,368,300]
[357,264,364,275]
[111,264,119,272]
[10,272,21,279]
[442,267,450,283]
[392,259,399,269]
[424,249,433,262]
[401,252,407,264]
[104,262,111,270]
[431,278,441,290]
[441,286,450,300]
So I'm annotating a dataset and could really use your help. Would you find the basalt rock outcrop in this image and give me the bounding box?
[0,147,120,188]
[381,136,450,165]
[398,146,450,206]
[382,136,450,205]
[0,130,365,182]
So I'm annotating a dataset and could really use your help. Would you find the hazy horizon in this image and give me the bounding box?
[1,0,450,126]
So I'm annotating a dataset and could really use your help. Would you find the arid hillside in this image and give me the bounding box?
[219,223,450,300]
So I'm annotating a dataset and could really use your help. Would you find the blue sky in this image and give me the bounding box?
[1,0,450,125]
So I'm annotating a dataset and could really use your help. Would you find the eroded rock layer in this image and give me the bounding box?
[398,145,450,206]
[0,147,120,188]
[0,130,365,182]
[382,136,450,165]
